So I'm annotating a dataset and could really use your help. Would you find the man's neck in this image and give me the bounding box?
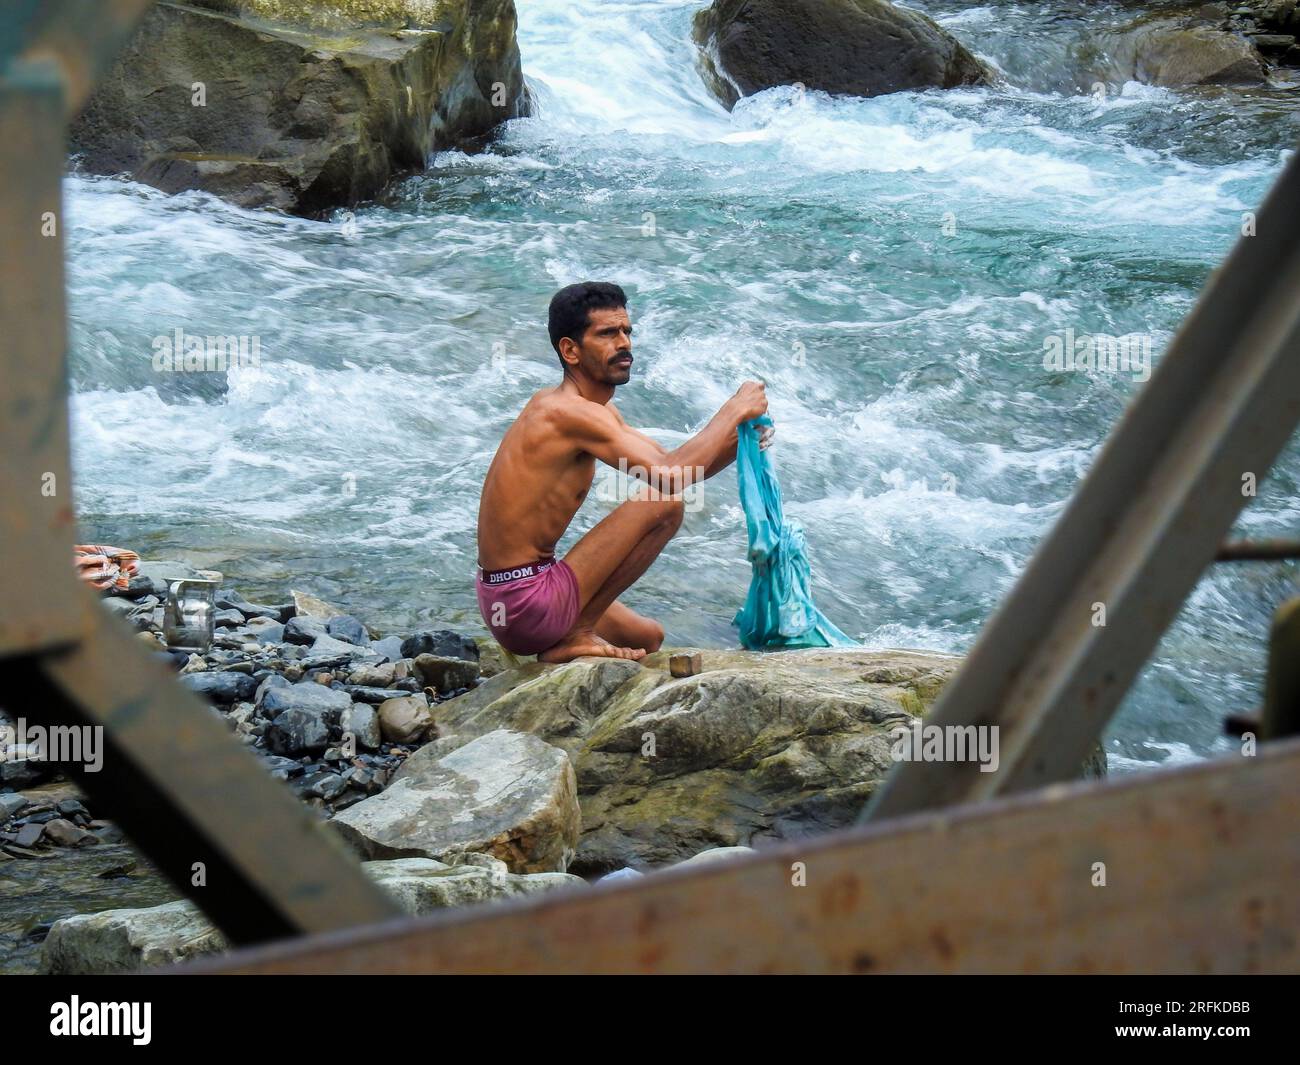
[559,369,614,405]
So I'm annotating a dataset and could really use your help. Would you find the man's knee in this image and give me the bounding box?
[642,619,665,653]
[655,497,685,533]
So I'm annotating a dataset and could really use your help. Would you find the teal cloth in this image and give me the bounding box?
[732,415,857,650]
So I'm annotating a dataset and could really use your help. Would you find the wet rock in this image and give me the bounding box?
[326,614,369,646]
[310,633,374,660]
[283,616,328,646]
[71,0,528,217]
[1092,15,1268,86]
[242,617,285,644]
[255,672,292,706]
[180,670,258,705]
[299,769,348,801]
[263,682,352,755]
[333,729,580,873]
[216,590,280,618]
[291,590,350,620]
[265,706,333,756]
[377,694,436,745]
[692,0,991,110]
[677,845,755,868]
[40,900,227,974]
[259,754,304,779]
[178,653,207,675]
[261,679,354,721]
[347,662,399,688]
[43,818,98,847]
[40,856,580,972]
[342,685,409,705]
[367,855,583,913]
[213,607,246,628]
[400,630,479,663]
[430,648,964,873]
[341,702,382,750]
[14,823,44,847]
[372,636,406,663]
[0,793,29,820]
[413,653,480,695]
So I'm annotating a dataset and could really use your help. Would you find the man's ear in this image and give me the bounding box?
[558,337,580,366]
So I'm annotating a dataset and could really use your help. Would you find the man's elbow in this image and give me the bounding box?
[641,460,702,496]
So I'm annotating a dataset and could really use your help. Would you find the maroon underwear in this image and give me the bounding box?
[475,556,580,655]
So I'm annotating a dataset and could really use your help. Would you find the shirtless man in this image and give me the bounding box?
[475,281,772,663]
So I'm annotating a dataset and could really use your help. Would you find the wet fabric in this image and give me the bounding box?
[732,416,857,650]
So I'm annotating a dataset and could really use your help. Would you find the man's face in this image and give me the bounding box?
[569,306,633,386]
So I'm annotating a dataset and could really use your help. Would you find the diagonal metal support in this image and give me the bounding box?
[0,5,402,944]
[865,148,1300,821]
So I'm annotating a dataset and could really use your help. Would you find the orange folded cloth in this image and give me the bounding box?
[74,544,140,591]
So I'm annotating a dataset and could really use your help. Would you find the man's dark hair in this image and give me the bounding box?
[548,281,627,367]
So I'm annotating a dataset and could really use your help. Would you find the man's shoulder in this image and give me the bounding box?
[531,388,615,429]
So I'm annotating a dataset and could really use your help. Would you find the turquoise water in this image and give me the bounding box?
[65,0,1300,773]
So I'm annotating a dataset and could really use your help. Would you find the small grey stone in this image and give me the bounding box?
[413,654,480,695]
[0,794,29,821]
[43,818,98,847]
[341,702,381,750]
[180,671,257,705]
[15,822,44,847]
[255,672,292,706]
[372,636,405,663]
[300,770,348,800]
[283,616,328,646]
[399,630,479,663]
[326,614,369,646]
[260,681,352,719]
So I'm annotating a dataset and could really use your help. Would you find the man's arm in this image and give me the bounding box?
[555,382,768,495]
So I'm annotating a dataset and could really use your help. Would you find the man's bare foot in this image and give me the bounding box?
[538,629,646,663]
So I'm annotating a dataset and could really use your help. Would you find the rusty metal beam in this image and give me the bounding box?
[185,738,1300,974]
[865,147,1300,821]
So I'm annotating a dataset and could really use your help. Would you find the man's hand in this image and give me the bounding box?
[728,380,768,423]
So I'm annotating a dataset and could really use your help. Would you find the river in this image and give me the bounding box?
[64,0,1300,784]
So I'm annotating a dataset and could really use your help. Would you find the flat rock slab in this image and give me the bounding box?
[332,729,580,872]
[431,648,967,873]
[39,856,582,973]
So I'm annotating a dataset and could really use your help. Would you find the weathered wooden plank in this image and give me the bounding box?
[187,738,1300,974]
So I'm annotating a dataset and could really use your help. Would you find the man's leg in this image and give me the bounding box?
[541,495,684,662]
[595,600,665,654]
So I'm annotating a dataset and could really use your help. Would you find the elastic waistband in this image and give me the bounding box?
[477,557,558,585]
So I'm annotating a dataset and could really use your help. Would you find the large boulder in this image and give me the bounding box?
[40,900,227,975]
[428,647,1095,874]
[70,0,529,216]
[692,0,991,109]
[332,729,580,872]
[39,855,581,973]
[1088,15,1269,87]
